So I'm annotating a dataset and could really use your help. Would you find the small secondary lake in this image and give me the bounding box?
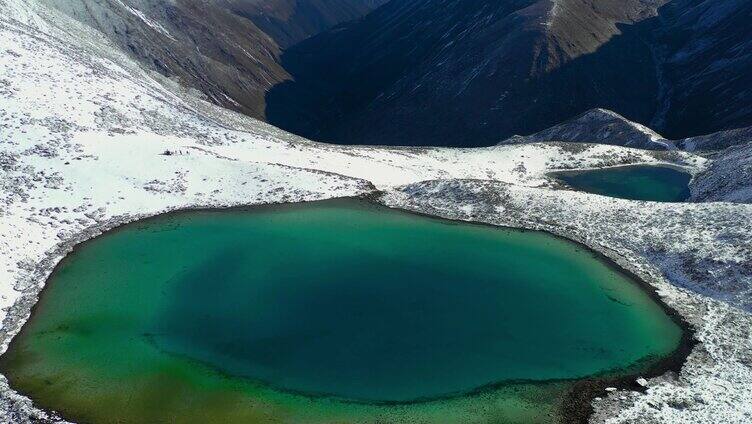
[1,199,684,424]
[552,165,691,202]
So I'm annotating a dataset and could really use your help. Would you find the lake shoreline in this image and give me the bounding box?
[371,194,697,423]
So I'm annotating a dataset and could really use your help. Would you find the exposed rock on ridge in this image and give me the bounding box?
[498,108,670,150]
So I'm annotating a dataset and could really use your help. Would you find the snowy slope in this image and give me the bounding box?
[690,144,752,203]
[0,1,751,423]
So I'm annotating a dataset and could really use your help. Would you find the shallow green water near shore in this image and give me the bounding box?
[1,200,682,423]
[554,165,691,202]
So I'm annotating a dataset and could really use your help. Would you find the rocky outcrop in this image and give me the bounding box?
[498,108,670,150]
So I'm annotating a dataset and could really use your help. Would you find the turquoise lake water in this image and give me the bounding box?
[0,199,683,423]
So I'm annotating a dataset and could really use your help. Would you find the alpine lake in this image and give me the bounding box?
[552,165,692,202]
[0,199,688,424]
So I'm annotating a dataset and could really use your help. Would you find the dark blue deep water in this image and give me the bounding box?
[554,165,691,202]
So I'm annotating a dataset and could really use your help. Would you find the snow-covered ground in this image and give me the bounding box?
[0,1,750,423]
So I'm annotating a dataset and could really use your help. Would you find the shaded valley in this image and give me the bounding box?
[266,0,752,146]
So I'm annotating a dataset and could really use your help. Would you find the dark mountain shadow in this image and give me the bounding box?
[265,0,752,147]
[653,0,752,139]
[265,9,660,147]
[227,0,388,48]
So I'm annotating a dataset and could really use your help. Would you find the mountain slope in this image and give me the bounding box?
[38,0,751,148]
[40,0,286,119]
[651,0,752,138]
[223,0,387,48]
[39,0,382,120]
[265,0,752,147]
[678,126,752,152]
[266,0,670,146]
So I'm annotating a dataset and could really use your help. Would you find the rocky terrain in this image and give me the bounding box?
[689,143,752,203]
[0,0,751,423]
[679,126,752,152]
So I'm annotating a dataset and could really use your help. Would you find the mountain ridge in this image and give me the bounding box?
[498,108,670,150]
